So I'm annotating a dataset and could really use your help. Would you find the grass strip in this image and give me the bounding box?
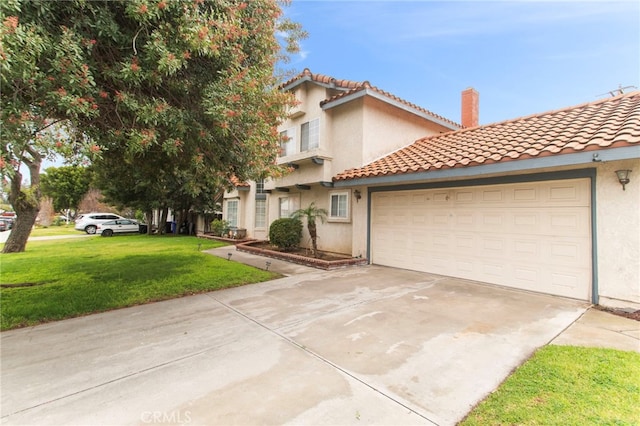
[461,345,640,425]
[1,235,277,330]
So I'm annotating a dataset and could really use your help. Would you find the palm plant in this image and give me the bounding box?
[292,202,328,257]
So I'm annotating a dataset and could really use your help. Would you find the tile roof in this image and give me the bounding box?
[281,68,460,128]
[230,175,250,187]
[280,68,362,90]
[334,91,640,181]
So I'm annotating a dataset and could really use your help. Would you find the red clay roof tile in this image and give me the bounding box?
[334,91,640,181]
[230,175,250,187]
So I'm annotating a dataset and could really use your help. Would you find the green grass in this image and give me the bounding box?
[0,235,278,330]
[29,224,79,237]
[461,345,640,425]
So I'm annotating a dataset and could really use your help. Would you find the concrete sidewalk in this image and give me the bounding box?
[551,308,640,352]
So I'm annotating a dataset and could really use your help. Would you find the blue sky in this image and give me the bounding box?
[282,0,640,125]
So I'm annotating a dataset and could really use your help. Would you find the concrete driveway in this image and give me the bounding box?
[1,265,587,425]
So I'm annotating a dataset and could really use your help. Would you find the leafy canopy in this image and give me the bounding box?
[40,166,92,214]
[0,0,305,251]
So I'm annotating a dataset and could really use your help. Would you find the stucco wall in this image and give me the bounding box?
[262,188,353,254]
[595,159,640,307]
[325,99,365,174]
[303,187,354,255]
[361,97,454,164]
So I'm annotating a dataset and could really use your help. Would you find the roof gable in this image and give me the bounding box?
[335,91,640,181]
[280,68,460,130]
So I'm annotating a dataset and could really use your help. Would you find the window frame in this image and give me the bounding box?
[279,127,296,157]
[300,118,319,152]
[328,190,350,222]
[254,198,266,229]
[278,197,291,218]
[226,199,239,227]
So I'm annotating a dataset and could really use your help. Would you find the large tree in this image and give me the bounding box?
[1,0,304,252]
[40,165,92,217]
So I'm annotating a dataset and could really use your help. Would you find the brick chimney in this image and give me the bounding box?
[461,87,479,128]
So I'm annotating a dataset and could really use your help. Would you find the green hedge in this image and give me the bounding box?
[269,218,302,251]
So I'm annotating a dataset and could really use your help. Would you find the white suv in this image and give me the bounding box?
[75,213,125,234]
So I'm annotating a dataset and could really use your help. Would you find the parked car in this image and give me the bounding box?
[0,212,16,229]
[0,219,8,232]
[75,213,125,234]
[97,219,143,237]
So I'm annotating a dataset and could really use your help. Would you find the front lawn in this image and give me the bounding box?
[29,224,79,237]
[461,345,640,425]
[0,235,277,330]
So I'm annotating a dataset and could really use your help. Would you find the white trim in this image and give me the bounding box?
[328,190,351,223]
[254,198,267,229]
[225,199,239,228]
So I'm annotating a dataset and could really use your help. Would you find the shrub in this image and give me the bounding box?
[210,219,230,237]
[269,218,302,251]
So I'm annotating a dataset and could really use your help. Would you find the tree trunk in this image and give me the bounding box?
[145,209,153,235]
[2,157,42,253]
[3,207,39,253]
[158,207,169,235]
[308,221,318,257]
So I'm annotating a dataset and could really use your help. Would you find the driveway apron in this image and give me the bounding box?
[1,266,587,425]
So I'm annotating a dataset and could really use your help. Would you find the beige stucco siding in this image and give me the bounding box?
[595,159,640,307]
[361,97,453,164]
[325,99,365,174]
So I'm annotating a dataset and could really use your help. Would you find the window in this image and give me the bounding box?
[255,199,266,228]
[256,179,265,194]
[279,197,291,218]
[300,118,319,151]
[226,200,238,227]
[329,191,349,220]
[279,128,295,157]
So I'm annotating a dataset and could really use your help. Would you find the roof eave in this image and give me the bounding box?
[281,76,355,93]
[333,145,640,187]
[281,75,313,92]
[322,88,460,131]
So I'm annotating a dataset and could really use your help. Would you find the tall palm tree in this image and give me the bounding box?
[292,202,328,257]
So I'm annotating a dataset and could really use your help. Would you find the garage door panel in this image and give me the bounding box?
[514,267,538,285]
[513,187,537,201]
[478,188,503,203]
[455,190,475,202]
[432,192,449,203]
[371,179,591,300]
[513,239,540,257]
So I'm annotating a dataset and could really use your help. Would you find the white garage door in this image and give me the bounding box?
[371,179,591,300]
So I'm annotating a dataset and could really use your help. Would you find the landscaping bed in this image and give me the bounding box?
[236,240,368,270]
[595,305,640,321]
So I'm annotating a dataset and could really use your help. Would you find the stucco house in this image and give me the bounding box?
[222,69,465,249]
[223,70,639,309]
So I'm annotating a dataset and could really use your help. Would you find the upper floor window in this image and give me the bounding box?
[279,128,295,157]
[301,118,319,152]
[256,179,265,194]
